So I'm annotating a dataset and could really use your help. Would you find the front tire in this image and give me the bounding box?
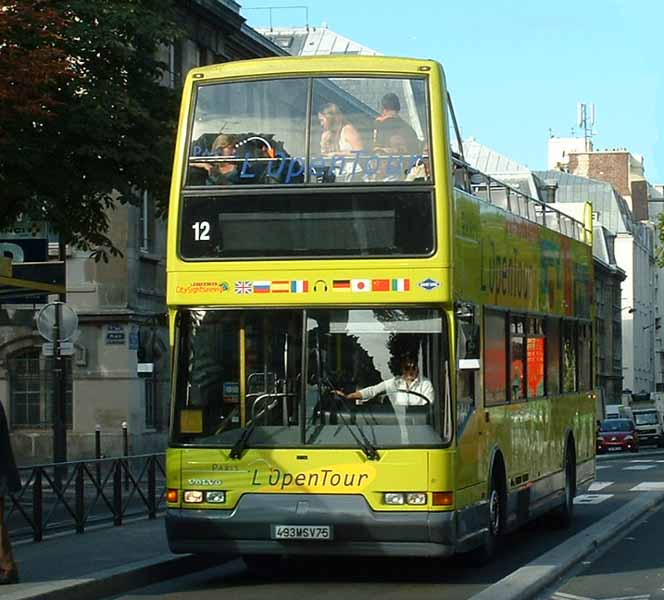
[468,468,504,565]
[549,445,575,528]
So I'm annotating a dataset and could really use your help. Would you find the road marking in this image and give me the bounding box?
[630,482,664,491]
[574,494,613,504]
[552,592,651,600]
[588,481,613,491]
[630,459,656,463]
[623,465,656,471]
[596,465,611,470]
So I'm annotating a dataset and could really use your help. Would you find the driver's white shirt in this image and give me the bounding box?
[357,376,434,406]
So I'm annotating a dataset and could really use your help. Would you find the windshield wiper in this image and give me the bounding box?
[329,384,380,461]
[229,392,289,459]
[230,422,256,459]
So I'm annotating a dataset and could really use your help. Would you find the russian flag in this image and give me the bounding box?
[253,281,270,293]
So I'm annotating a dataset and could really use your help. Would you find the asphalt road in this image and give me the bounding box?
[105,448,664,600]
[542,448,664,600]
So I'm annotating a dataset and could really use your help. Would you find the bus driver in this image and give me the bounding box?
[335,350,434,407]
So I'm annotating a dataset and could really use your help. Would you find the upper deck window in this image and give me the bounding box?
[186,76,431,187]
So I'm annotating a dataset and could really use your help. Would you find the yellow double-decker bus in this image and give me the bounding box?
[165,55,595,562]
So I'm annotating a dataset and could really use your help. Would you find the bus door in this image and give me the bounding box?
[455,303,484,492]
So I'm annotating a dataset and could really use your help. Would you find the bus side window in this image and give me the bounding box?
[456,303,480,436]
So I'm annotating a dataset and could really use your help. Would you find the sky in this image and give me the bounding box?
[241,0,664,182]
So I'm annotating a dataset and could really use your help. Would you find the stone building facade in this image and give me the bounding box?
[0,0,283,464]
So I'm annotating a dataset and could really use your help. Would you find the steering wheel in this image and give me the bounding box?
[395,389,432,405]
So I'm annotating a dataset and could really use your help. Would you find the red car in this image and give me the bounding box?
[597,418,639,454]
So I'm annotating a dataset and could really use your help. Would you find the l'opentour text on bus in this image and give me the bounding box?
[165,55,595,562]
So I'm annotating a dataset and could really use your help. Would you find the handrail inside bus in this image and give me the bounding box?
[452,156,592,245]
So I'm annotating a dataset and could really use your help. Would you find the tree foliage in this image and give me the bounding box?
[0,0,182,259]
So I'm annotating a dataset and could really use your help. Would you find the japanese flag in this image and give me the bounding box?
[351,279,371,292]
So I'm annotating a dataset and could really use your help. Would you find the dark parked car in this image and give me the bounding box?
[597,418,639,454]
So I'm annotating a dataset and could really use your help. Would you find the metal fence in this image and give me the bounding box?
[7,453,166,542]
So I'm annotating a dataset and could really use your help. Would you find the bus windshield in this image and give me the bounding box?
[172,308,450,449]
[185,76,431,186]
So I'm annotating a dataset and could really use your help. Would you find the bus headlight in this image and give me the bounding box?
[384,492,428,505]
[406,493,427,505]
[205,491,226,504]
[384,492,405,505]
[183,490,204,503]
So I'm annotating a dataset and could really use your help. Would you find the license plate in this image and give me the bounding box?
[272,525,332,540]
[608,447,621,452]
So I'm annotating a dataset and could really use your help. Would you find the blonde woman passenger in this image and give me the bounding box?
[318,103,363,154]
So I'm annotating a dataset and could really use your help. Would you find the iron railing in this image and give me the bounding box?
[7,453,166,542]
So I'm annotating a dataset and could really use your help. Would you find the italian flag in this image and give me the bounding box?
[391,278,410,292]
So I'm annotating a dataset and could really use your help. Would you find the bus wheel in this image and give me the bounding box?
[469,470,504,565]
[550,445,575,529]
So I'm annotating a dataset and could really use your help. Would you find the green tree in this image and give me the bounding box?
[0,0,182,259]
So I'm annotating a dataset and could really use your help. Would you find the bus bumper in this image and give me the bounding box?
[166,493,457,558]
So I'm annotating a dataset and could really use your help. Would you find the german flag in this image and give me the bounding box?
[332,280,351,291]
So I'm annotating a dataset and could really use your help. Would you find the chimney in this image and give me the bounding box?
[541,179,559,204]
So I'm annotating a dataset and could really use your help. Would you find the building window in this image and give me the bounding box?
[9,348,72,428]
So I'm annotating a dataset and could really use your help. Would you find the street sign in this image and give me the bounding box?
[37,302,78,342]
[42,341,74,357]
[0,218,49,239]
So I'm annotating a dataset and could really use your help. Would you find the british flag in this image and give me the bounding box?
[234,281,253,294]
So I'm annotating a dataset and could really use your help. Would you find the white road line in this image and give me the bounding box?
[574,494,613,504]
[630,459,656,463]
[596,465,611,470]
[551,592,594,600]
[623,465,656,471]
[588,481,613,491]
[630,482,664,491]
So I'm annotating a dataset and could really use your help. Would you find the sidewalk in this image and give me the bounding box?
[3,517,217,600]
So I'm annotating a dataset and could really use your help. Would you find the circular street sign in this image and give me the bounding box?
[37,302,79,342]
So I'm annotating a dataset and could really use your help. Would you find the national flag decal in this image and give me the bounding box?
[332,280,351,290]
[235,281,253,294]
[391,278,410,292]
[371,279,390,292]
[253,281,271,293]
[271,280,290,293]
[351,279,371,292]
[291,280,309,293]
